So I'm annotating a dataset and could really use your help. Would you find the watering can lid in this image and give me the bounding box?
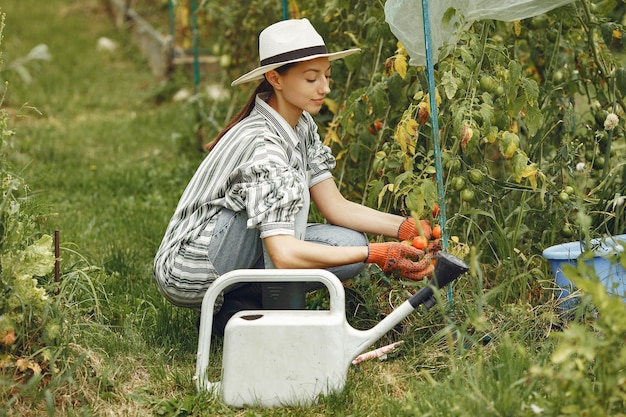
[542,234,626,260]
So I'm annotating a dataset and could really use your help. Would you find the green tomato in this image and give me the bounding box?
[594,110,608,127]
[561,224,574,238]
[479,75,498,94]
[552,69,565,83]
[468,169,485,185]
[220,54,232,68]
[461,188,475,202]
[529,15,549,29]
[557,191,570,203]
[564,186,575,195]
[593,156,605,169]
[211,42,222,56]
[451,176,466,192]
[546,28,559,43]
[596,130,609,146]
[447,158,462,173]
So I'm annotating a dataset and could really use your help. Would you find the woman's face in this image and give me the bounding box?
[271,57,332,119]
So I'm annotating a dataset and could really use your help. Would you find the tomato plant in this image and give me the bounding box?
[330,1,626,268]
[198,0,626,292]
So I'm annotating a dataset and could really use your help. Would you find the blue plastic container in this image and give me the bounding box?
[542,234,626,309]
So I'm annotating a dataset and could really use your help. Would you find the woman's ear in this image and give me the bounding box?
[265,70,282,90]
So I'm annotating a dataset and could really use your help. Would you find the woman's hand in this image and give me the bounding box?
[397,217,433,241]
[365,242,434,280]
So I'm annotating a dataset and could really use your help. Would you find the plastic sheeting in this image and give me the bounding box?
[384,0,577,66]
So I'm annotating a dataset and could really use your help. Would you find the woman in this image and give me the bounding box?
[153,18,434,336]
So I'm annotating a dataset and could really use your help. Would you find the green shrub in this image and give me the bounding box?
[0,13,112,413]
[0,11,58,407]
[530,245,626,416]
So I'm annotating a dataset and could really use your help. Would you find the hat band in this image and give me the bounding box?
[260,45,328,66]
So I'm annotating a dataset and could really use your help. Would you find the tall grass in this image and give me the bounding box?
[1,0,204,414]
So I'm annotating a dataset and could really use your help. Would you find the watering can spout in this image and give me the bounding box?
[434,251,470,287]
[408,252,469,309]
[347,252,468,358]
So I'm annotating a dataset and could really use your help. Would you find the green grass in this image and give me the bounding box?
[1,1,205,413]
[1,1,624,416]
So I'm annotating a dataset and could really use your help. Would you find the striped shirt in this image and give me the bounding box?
[153,95,336,307]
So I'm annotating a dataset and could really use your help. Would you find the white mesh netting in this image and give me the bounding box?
[384,0,577,66]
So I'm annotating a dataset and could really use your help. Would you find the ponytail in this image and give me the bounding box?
[205,80,271,151]
[205,64,295,152]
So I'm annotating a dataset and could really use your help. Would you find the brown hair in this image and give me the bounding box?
[205,64,295,152]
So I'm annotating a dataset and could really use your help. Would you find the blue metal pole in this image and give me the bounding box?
[168,0,175,48]
[420,0,452,303]
[191,0,200,93]
[190,0,203,150]
[282,0,289,20]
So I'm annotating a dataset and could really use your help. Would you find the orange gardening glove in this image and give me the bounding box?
[365,242,435,280]
[427,238,442,254]
[398,217,432,241]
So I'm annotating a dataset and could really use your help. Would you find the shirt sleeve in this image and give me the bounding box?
[226,144,306,239]
[303,113,336,187]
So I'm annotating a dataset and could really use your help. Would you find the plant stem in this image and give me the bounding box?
[511,190,527,251]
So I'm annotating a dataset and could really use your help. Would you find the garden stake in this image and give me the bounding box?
[282,0,289,20]
[167,0,175,62]
[190,0,204,151]
[54,229,60,283]
[421,0,453,304]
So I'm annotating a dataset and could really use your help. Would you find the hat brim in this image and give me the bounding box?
[231,48,361,86]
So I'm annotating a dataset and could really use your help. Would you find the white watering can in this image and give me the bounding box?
[195,252,468,408]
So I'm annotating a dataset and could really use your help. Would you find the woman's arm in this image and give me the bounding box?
[310,178,405,237]
[263,178,416,270]
[263,234,368,269]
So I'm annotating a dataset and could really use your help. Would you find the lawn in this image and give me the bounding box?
[2,0,206,414]
[1,1,625,416]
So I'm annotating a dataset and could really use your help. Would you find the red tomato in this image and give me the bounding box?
[412,236,428,250]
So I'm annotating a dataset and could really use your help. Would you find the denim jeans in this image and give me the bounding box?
[207,208,368,289]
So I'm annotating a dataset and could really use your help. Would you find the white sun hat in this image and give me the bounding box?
[231,18,361,86]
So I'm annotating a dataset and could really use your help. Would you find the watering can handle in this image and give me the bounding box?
[195,268,345,392]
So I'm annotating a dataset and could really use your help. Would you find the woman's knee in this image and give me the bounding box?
[305,223,368,247]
